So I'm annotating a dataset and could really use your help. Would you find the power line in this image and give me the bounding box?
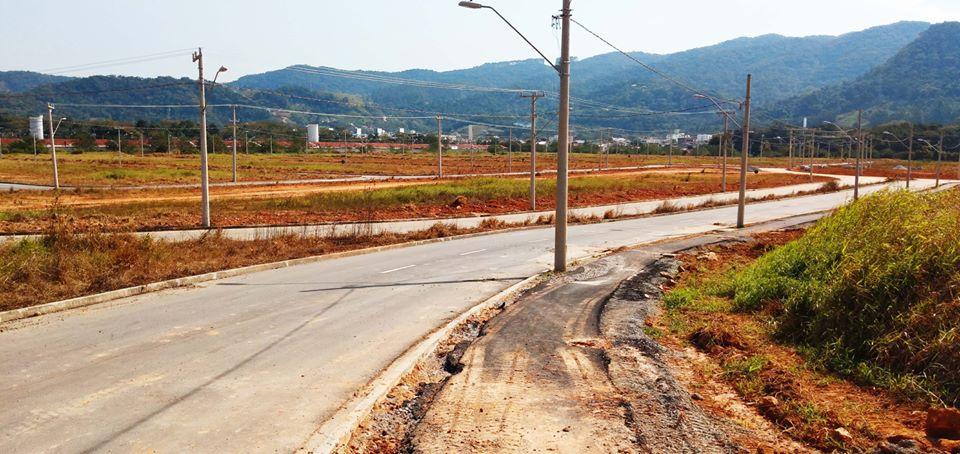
[39,48,197,75]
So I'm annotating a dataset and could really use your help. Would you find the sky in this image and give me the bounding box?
[1,0,959,81]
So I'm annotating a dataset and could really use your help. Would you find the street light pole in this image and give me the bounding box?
[554,0,572,272]
[736,74,752,229]
[232,105,238,183]
[459,0,569,271]
[823,118,862,200]
[193,48,211,228]
[722,114,729,192]
[436,115,443,178]
[192,48,227,228]
[47,103,60,189]
[521,91,543,210]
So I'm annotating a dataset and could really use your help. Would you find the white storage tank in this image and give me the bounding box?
[29,116,44,140]
[307,124,320,143]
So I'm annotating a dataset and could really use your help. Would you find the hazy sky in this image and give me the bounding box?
[2,0,958,81]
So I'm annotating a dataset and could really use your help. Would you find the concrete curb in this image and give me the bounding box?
[297,273,545,454]
[0,225,542,325]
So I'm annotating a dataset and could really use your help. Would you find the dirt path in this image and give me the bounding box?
[410,235,775,452]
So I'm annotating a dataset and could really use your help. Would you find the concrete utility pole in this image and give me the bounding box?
[722,114,729,192]
[167,133,171,154]
[807,130,815,181]
[117,128,122,154]
[788,130,794,168]
[856,111,863,200]
[736,74,752,229]
[139,132,144,157]
[436,115,443,178]
[458,0,568,271]
[191,49,226,229]
[554,0,572,272]
[508,128,513,173]
[520,92,543,210]
[937,131,944,188]
[908,125,914,189]
[232,105,238,183]
[244,131,249,154]
[193,48,212,228]
[47,104,60,189]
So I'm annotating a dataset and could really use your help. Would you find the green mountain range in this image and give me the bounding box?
[3,20,957,134]
[773,22,960,126]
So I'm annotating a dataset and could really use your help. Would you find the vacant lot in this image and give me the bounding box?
[0,170,830,233]
[0,151,817,186]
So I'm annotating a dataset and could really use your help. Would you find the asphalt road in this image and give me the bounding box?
[0,179,940,453]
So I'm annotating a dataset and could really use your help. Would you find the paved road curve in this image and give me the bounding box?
[0,179,939,453]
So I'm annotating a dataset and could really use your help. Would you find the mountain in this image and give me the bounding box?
[0,71,72,93]
[774,22,960,126]
[0,75,381,127]
[231,21,930,131]
[0,21,936,133]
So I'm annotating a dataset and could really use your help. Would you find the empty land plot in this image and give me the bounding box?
[0,170,832,233]
[0,151,814,187]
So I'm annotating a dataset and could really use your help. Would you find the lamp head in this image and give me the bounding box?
[458,1,484,8]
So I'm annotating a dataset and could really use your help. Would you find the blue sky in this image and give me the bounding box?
[2,0,958,81]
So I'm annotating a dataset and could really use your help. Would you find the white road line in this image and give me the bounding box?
[459,249,488,256]
[380,264,416,274]
[530,238,549,243]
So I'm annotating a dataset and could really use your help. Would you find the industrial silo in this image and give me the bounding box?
[307,124,320,143]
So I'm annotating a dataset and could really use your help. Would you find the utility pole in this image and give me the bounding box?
[722,114,729,192]
[936,130,944,188]
[436,115,443,178]
[47,104,60,189]
[855,110,863,200]
[244,131,249,154]
[736,74,752,229]
[193,48,211,228]
[520,91,543,210]
[907,125,914,189]
[117,128,122,154]
[269,134,273,154]
[508,128,513,173]
[554,0,571,272]
[232,105,238,183]
[788,130,794,168]
[139,131,144,157]
[167,133,171,154]
[668,140,673,166]
[807,130,815,181]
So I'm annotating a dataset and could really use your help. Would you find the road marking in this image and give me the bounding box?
[459,249,487,256]
[380,264,416,274]
[530,238,549,243]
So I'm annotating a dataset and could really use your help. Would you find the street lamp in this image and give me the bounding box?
[460,0,571,272]
[883,131,912,189]
[193,46,227,228]
[917,138,943,188]
[824,118,863,200]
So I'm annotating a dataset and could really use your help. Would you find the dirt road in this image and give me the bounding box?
[409,219,817,453]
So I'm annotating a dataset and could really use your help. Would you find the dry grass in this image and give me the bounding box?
[0,220,487,312]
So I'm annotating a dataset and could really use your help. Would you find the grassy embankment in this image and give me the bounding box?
[661,189,959,450]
